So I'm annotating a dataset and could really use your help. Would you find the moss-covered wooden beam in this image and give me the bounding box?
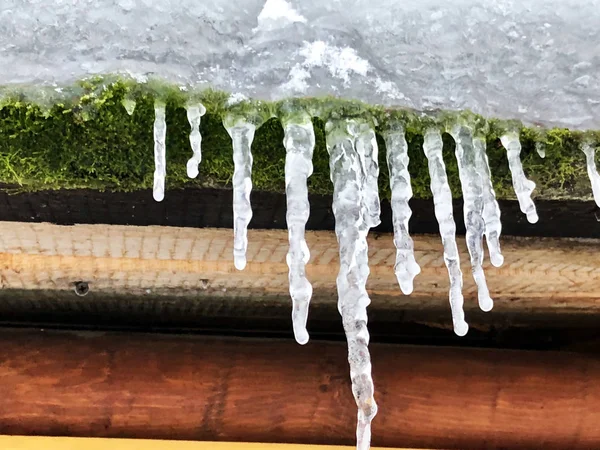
[0,76,598,201]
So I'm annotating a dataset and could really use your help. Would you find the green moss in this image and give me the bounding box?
[0,76,598,201]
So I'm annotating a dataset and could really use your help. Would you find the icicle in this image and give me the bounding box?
[122,98,136,116]
[450,125,493,313]
[582,142,600,207]
[535,142,546,159]
[500,132,539,223]
[326,119,378,450]
[423,128,468,336]
[224,117,256,271]
[355,123,381,228]
[474,136,504,268]
[283,115,315,345]
[383,124,420,295]
[152,102,166,202]
[186,103,207,179]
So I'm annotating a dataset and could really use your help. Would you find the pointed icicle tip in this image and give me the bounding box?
[122,98,136,116]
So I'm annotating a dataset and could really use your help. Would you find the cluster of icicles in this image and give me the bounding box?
[141,100,600,450]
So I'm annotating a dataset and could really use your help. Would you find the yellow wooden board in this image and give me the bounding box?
[0,436,420,450]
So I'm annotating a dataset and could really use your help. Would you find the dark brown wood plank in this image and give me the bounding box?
[0,328,598,449]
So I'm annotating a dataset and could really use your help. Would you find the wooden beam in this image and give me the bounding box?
[0,436,410,450]
[0,221,599,318]
[0,329,598,449]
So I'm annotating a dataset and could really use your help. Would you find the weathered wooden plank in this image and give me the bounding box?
[0,329,599,449]
[0,221,599,316]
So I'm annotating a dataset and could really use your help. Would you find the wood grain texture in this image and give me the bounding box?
[0,221,599,317]
[0,329,599,449]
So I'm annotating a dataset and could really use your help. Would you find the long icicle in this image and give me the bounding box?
[450,125,493,313]
[224,117,256,271]
[383,124,421,294]
[186,103,207,179]
[423,128,468,336]
[153,102,167,202]
[474,136,504,267]
[326,119,378,450]
[283,115,315,345]
[582,142,600,207]
[500,131,539,223]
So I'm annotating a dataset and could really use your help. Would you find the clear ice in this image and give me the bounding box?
[474,136,504,268]
[224,117,256,271]
[423,128,468,336]
[186,103,207,179]
[326,118,379,450]
[152,102,167,202]
[501,132,539,224]
[122,98,136,116]
[283,115,315,345]
[582,142,600,208]
[383,124,421,295]
[450,125,493,313]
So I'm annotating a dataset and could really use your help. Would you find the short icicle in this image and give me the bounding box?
[122,98,136,116]
[450,125,493,313]
[326,119,378,450]
[474,136,504,268]
[224,117,256,271]
[283,115,315,345]
[423,128,468,336]
[581,142,600,207]
[186,103,207,179]
[500,131,539,223]
[383,123,421,295]
[152,102,167,202]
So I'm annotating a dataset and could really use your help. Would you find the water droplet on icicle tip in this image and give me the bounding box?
[500,131,539,224]
[224,117,256,271]
[186,103,206,179]
[283,115,315,345]
[383,123,421,295]
[423,128,468,336]
[474,136,504,268]
[326,118,379,450]
[450,125,494,313]
[581,142,600,208]
[152,102,167,202]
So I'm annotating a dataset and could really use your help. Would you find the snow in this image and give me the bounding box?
[224,117,256,271]
[383,124,421,295]
[500,132,539,224]
[152,103,166,202]
[283,115,315,345]
[326,118,378,450]
[255,0,306,33]
[186,103,206,179]
[2,0,599,128]
[423,128,468,336]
